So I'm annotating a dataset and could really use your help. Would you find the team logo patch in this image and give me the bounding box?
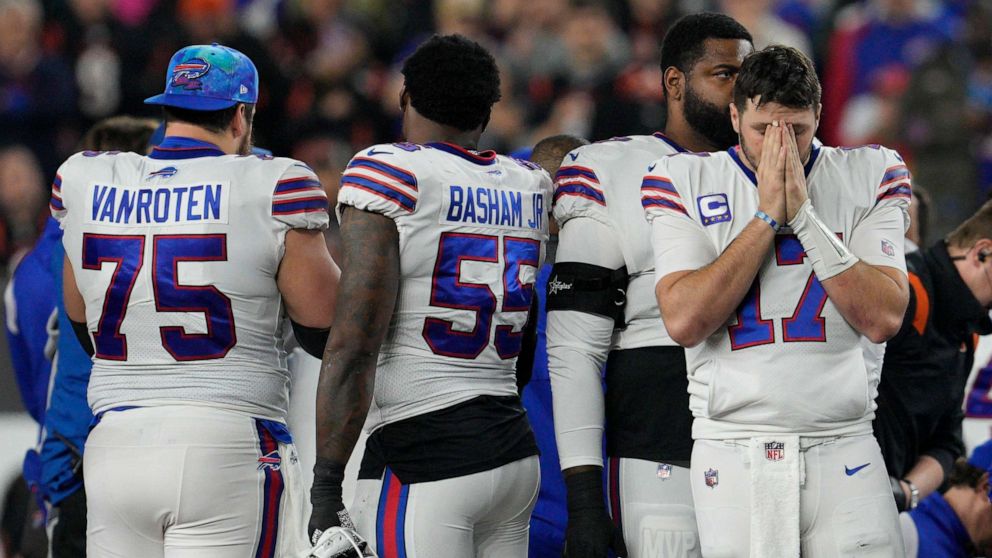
[257,451,282,471]
[147,166,178,180]
[704,468,719,488]
[697,193,732,226]
[881,239,896,257]
[765,441,785,461]
[657,463,672,480]
[171,58,211,90]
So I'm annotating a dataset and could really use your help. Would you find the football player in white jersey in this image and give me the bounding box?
[53,44,340,557]
[642,46,911,557]
[308,35,551,557]
[546,13,752,558]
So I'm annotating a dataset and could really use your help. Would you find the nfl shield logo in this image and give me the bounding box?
[765,441,785,461]
[881,239,896,257]
[704,468,719,488]
[657,463,673,480]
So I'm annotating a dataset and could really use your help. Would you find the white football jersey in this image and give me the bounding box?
[553,133,685,349]
[642,144,911,439]
[337,142,552,431]
[51,139,329,420]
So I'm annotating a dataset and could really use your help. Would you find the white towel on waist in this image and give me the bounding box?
[749,435,800,557]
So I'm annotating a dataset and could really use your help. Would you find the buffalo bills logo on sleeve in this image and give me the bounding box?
[171,58,211,90]
[696,193,732,226]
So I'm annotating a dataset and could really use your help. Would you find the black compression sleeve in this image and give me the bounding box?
[515,296,539,392]
[291,320,330,358]
[69,318,94,357]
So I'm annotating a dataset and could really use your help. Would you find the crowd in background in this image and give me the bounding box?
[2,0,992,262]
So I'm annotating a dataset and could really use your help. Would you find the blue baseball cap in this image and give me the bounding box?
[145,43,258,111]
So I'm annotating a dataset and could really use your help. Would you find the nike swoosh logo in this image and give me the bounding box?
[845,463,870,476]
[367,148,391,156]
[648,163,657,172]
[568,153,579,161]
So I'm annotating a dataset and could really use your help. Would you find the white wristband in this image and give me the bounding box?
[788,199,858,280]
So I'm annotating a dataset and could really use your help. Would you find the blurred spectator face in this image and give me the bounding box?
[178,0,235,41]
[629,0,671,24]
[562,5,615,69]
[69,0,108,25]
[0,0,41,66]
[0,146,45,242]
[303,0,343,23]
[435,0,485,37]
[682,38,752,150]
[527,0,567,30]
[719,0,772,17]
[732,99,819,170]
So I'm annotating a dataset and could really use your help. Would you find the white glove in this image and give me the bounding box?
[306,526,377,558]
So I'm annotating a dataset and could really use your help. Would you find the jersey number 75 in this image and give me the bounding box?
[82,233,236,361]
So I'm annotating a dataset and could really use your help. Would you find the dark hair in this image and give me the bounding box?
[80,115,159,152]
[660,13,752,79]
[733,45,821,113]
[162,103,255,134]
[401,34,501,132]
[947,458,988,490]
[947,198,992,248]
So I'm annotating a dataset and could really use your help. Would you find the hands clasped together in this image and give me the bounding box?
[756,121,808,227]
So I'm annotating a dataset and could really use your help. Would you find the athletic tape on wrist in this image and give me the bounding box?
[788,199,858,280]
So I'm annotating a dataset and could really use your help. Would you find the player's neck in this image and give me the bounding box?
[663,112,722,154]
[163,123,239,155]
[405,117,483,150]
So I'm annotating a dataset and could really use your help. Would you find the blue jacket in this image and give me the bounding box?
[4,219,59,424]
[8,218,94,504]
[908,493,971,558]
[42,216,94,504]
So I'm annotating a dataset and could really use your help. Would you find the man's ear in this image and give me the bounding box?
[730,102,741,134]
[663,66,684,102]
[231,103,247,138]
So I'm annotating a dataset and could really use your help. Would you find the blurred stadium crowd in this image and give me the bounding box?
[0,0,991,262]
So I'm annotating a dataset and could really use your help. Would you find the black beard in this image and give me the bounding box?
[684,84,738,150]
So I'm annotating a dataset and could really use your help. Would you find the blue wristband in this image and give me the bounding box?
[754,210,780,232]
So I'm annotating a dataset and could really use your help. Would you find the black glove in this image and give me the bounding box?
[562,469,627,558]
[890,476,908,512]
[309,459,350,545]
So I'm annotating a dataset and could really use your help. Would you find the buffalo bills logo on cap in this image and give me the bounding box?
[171,58,211,90]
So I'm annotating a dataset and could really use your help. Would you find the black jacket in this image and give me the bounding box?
[873,241,992,480]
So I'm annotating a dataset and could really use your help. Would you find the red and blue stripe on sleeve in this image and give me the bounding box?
[876,164,912,204]
[554,165,606,207]
[640,175,688,216]
[341,156,418,213]
[49,174,64,212]
[271,174,328,216]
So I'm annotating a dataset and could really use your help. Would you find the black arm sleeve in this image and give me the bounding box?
[515,296,539,393]
[69,318,94,357]
[546,262,628,329]
[291,320,330,358]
